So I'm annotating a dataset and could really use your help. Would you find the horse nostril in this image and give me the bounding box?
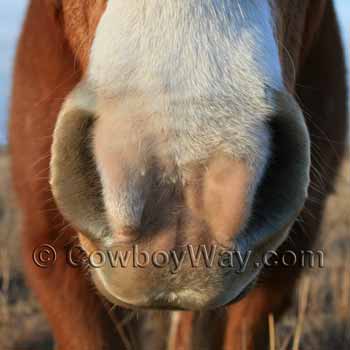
[237,90,311,250]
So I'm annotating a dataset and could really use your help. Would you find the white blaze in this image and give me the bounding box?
[87,0,283,229]
[88,0,282,96]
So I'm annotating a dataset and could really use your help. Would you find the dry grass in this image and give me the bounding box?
[0,147,349,349]
[274,153,350,350]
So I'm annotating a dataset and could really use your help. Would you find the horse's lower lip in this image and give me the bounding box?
[107,296,205,311]
[107,282,258,311]
[121,282,258,310]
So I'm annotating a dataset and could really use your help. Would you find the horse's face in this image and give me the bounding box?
[50,0,315,310]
